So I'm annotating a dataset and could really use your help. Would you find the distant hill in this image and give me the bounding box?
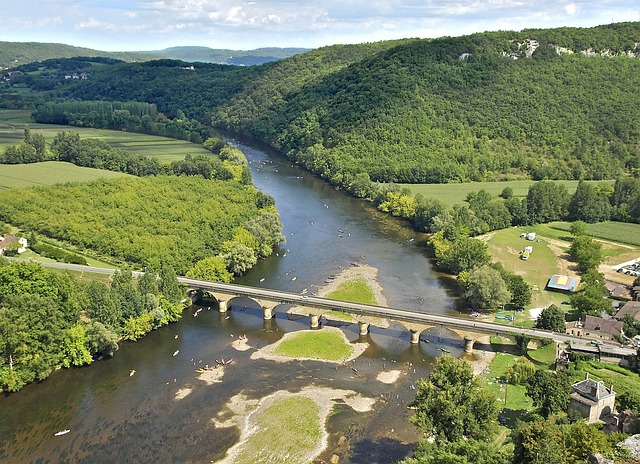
[143,46,309,65]
[0,41,307,68]
[0,42,156,68]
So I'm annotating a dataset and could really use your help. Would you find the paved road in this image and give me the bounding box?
[11,259,636,355]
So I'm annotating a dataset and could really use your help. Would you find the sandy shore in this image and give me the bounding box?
[471,335,496,376]
[214,386,376,464]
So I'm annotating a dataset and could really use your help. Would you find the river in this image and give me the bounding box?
[0,137,467,463]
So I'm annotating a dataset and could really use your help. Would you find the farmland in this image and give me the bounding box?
[0,109,214,162]
[550,221,640,248]
[0,161,130,191]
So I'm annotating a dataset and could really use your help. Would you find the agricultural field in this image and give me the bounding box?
[550,221,640,248]
[0,109,214,162]
[402,180,614,207]
[0,161,129,191]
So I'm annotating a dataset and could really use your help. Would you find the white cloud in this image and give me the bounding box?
[1,0,637,51]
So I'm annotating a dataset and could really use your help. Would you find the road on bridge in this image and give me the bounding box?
[11,259,635,356]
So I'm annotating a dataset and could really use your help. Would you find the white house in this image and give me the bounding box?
[0,234,28,255]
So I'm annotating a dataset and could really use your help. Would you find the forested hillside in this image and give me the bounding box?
[213,22,640,185]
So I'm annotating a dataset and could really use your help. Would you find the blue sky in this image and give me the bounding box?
[1,1,639,51]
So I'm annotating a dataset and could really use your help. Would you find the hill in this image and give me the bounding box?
[212,22,640,185]
[0,41,306,68]
[144,46,308,65]
[4,23,640,186]
[0,41,156,68]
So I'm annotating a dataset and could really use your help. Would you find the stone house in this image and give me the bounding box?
[565,315,623,342]
[568,374,616,423]
[0,234,28,255]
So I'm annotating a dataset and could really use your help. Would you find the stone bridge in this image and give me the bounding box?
[180,278,622,355]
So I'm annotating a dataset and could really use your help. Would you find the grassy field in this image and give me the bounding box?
[483,226,571,309]
[550,221,640,248]
[326,276,377,305]
[230,395,322,464]
[402,180,614,207]
[274,331,354,361]
[477,352,533,413]
[526,343,557,366]
[0,110,214,162]
[0,161,130,191]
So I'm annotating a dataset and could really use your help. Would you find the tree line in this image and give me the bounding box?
[0,259,184,393]
[0,127,251,183]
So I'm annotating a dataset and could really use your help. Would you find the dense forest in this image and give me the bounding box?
[0,175,283,276]
[0,259,184,392]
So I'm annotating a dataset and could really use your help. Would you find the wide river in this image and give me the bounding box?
[0,138,469,463]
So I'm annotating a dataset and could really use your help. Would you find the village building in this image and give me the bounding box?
[568,374,616,424]
[0,234,28,255]
[566,315,623,342]
[615,301,640,322]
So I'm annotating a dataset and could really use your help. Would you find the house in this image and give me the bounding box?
[605,281,631,300]
[568,374,616,423]
[615,301,640,323]
[0,234,28,255]
[566,315,623,342]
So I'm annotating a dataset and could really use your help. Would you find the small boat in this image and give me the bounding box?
[196,368,207,373]
[55,430,70,436]
[291,276,297,281]
[129,369,136,377]
[172,350,179,357]
[260,278,265,282]
[440,348,450,353]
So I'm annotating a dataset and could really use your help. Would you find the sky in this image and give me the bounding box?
[1,0,639,52]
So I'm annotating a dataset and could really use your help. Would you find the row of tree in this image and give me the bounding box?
[0,259,183,393]
[1,128,251,183]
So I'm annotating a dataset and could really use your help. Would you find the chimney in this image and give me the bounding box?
[585,372,589,380]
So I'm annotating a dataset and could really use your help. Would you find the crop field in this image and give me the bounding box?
[0,161,130,191]
[401,180,613,206]
[0,110,214,162]
[550,221,640,247]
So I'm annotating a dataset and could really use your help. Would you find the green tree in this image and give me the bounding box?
[410,355,498,443]
[404,438,508,464]
[569,235,602,273]
[568,181,611,223]
[436,236,491,275]
[513,420,566,464]
[569,220,588,237]
[158,264,183,305]
[60,323,93,368]
[526,370,571,418]
[186,256,233,282]
[222,243,258,276]
[526,181,569,224]
[505,357,536,385]
[536,304,566,332]
[464,265,512,310]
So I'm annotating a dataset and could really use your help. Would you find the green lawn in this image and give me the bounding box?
[0,161,130,191]
[477,352,533,413]
[274,330,354,361]
[484,226,570,309]
[526,343,557,366]
[402,180,613,207]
